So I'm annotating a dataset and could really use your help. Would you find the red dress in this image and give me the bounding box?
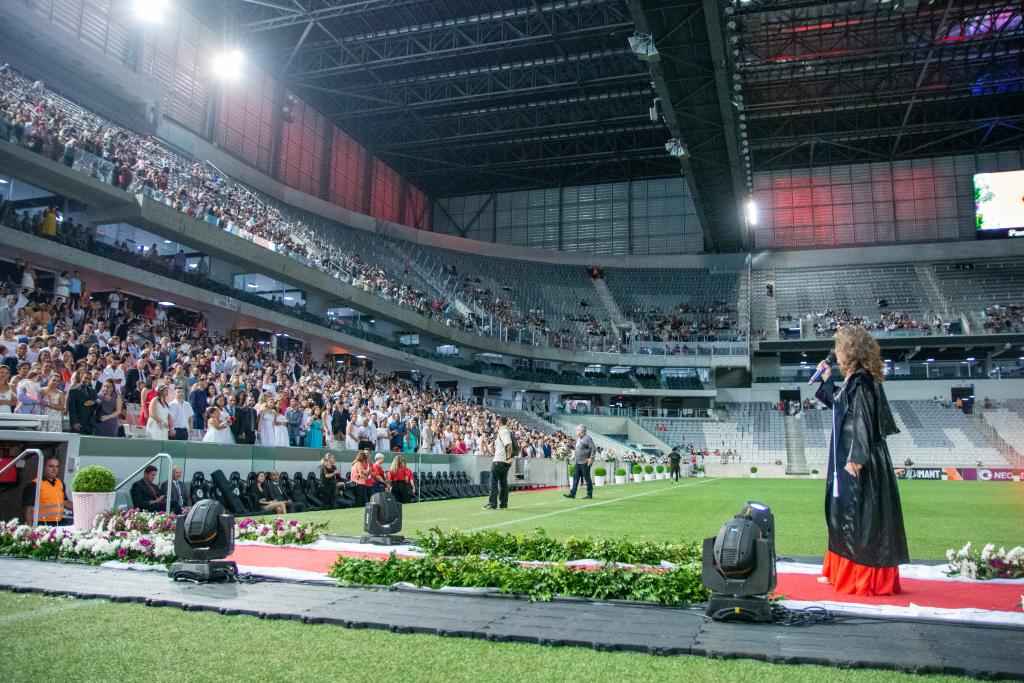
[821,550,901,596]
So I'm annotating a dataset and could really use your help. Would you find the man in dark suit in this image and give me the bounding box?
[266,470,305,513]
[160,465,190,514]
[331,400,349,445]
[231,394,258,445]
[67,371,98,435]
[130,465,166,513]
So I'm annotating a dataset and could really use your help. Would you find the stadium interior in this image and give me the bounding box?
[0,0,1022,679]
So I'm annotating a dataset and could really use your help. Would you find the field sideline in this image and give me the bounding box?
[285,478,1024,559]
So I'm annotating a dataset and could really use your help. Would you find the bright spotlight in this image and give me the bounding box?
[745,199,758,226]
[135,0,169,23]
[212,49,245,81]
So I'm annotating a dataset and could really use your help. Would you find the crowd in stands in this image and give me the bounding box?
[627,301,740,344]
[0,259,574,458]
[811,307,934,338]
[982,304,1022,334]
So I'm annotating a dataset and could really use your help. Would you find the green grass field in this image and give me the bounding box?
[0,591,976,683]
[287,478,1024,559]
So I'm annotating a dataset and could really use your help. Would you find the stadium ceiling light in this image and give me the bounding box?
[134,0,169,23]
[212,49,245,81]
[355,355,368,359]
[926,358,935,362]
[966,357,976,361]
[0,178,8,184]
[745,199,758,226]
[157,301,174,307]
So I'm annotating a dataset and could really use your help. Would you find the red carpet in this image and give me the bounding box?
[228,544,1023,619]
[775,572,1023,613]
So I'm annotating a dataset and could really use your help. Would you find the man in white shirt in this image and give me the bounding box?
[484,416,514,510]
[167,387,193,440]
[99,361,126,393]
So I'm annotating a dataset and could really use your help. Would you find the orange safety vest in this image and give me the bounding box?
[32,478,65,523]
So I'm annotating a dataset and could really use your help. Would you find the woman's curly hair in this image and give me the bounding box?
[835,325,884,382]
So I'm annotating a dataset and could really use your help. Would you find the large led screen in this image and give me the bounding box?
[975,170,1024,239]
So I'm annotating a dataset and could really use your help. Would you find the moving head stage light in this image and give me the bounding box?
[362,491,405,545]
[702,501,777,623]
[168,499,237,583]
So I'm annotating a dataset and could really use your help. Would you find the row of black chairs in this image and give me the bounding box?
[185,469,488,514]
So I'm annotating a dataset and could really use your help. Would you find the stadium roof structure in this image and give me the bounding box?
[205,0,677,195]
[206,0,1024,252]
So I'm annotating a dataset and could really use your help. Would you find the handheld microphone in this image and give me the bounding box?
[808,352,836,384]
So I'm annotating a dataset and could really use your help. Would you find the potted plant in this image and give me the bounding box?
[593,467,606,486]
[656,464,666,479]
[811,469,819,478]
[750,465,758,478]
[631,464,643,482]
[614,468,627,485]
[71,466,117,532]
[696,465,705,478]
[643,464,655,481]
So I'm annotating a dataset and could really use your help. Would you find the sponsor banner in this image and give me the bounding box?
[896,467,1023,481]
[961,467,1022,482]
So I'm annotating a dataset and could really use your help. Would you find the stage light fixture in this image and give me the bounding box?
[212,49,245,81]
[363,491,405,545]
[702,501,777,623]
[168,499,236,582]
[628,33,659,61]
[664,138,687,158]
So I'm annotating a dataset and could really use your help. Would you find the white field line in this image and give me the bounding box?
[465,479,716,532]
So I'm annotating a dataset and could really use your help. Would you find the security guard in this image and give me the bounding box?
[22,455,73,525]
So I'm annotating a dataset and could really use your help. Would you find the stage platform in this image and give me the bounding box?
[1,557,1022,678]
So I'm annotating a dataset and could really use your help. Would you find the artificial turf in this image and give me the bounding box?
[0,591,976,683]
[285,477,1024,560]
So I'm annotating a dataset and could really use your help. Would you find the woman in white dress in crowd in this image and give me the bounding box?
[345,414,361,450]
[145,385,172,440]
[257,397,276,446]
[42,375,65,432]
[202,396,235,444]
[273,401,291,446]
[373,418,390,452]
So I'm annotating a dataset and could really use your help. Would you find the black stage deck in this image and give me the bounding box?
[0,558,1021,679]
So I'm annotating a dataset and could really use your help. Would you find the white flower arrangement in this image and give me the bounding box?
[0,519,175,565]
[945,541,1024,580]
[553,445,571,462]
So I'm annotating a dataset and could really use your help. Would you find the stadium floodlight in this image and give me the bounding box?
[745,199,758,226]
[702,501,777,623]
[134,0,169,23]
[628,33,659,61]
[665,138,687,158]
[212,49,245,81]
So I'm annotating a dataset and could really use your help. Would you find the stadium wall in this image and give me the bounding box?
[433,177,704,256]
[718,380,1024,404]
[752,151,1024,250]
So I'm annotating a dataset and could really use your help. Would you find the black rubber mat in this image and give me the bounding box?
[0,558,1021,678]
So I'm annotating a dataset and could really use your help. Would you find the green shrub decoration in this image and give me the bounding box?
[750,466,758,474]
[593,467,606,476]
[615,468,626,476]
[644,465,654,474]
[811,469,819,475]
[71,466,116,493]
[631,464,642,474]
[336,528,709,606]
[655,465,664,473]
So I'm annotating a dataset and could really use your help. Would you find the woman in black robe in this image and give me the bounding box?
[812,324,908,595]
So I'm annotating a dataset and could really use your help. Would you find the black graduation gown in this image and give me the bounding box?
[815,369,909,568]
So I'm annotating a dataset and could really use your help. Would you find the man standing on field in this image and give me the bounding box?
[564,424,595,499]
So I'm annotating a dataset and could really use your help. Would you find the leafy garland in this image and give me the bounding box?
[416,527,700,565]
[946,542,1024,580]
[330,554,709,606]
[330,527,707,605]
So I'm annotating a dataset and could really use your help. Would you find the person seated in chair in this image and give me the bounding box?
[266,469,305,513]
[160,465,191,514]
[248,471,286,515]
[130,465,166,513]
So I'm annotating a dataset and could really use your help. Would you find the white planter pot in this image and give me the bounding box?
[614,475,627,484]
[658,472,668,479]
[632,473,643,482]
[594,476,606,486]
[643,473,654,481]
[749,472,758,478]
[696,471,705,478]
[71,492,116,533]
